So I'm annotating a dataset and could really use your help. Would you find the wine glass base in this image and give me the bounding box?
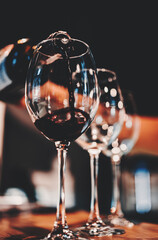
[74,220,125,237]
[23,229,86,240]
[105,214,134,228]
[43,229,86,240]
[44,229,89,240]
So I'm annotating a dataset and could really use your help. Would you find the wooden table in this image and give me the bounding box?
[0,210,158,239]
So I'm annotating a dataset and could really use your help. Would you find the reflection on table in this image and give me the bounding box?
[0,210,158,239]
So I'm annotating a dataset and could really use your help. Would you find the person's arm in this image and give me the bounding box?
[21,82,158,156]
[131,116,158,156]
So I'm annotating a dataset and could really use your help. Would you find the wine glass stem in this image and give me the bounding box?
[53,142,70,230]
[111,157,124,217]
[88,149,102,223]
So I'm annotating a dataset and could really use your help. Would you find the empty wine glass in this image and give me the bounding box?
[75,68,125,237]
[25,31,99,240]
[103,90,140,228]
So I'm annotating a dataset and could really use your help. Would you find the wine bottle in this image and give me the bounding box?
[0,38,34,105]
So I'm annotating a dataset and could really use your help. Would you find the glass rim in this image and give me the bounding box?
[97,68,117,80]
[34,37,90,59]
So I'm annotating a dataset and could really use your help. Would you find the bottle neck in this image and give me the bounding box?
[0,38,35,106]
[5,39,34,83]
[0,44,14,91]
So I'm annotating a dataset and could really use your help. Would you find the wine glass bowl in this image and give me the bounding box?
[77,68,125,152]
[25,31,99,240]
[26,36,98,144]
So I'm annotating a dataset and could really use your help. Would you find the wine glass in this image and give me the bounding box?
[104,90,140,228]
[25,31,99,240]
[75,68,125,237]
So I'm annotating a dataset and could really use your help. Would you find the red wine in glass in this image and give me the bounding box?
[34,107,91,142]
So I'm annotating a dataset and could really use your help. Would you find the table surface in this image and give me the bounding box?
[0,210,158,239]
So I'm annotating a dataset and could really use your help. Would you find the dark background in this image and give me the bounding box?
[0,0,158,116]
[1,1,158,221]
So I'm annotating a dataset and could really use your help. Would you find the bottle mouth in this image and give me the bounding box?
[35,37,90,59]
[17,38,30,44]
